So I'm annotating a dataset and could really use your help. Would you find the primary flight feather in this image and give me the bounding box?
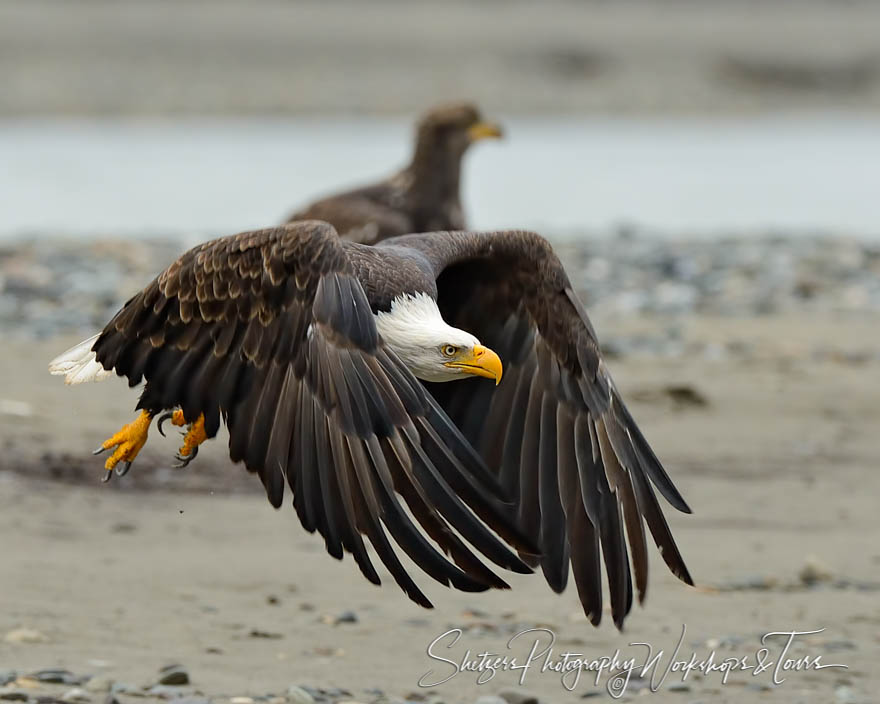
[50,221,693,627]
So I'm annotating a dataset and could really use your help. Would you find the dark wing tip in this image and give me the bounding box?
[676,563,695,587]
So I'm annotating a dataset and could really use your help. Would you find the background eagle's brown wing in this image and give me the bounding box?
[287,187,414,245]
[92,222,534,607]
[401,230,693,628]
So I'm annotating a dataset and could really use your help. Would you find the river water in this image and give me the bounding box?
[2,114,879,242]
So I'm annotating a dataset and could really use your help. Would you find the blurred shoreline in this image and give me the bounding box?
[3,0,880,117]
[3,230,879,344]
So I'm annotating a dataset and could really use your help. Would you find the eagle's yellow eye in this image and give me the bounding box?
[441,344,458,358]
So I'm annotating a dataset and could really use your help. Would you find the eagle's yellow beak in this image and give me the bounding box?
[466,121,504,142]
[444,344,503,385]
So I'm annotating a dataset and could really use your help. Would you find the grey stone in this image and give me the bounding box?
[29,671,79,685]
[498,691,538,704]
[146,686,186,699]
[108,684,140,696]
[61,689,91,703]
[285,687,315,704]
[157,665,189,686]
[84,677,113,694]
[334,611,358,625]
[834,685,858,703]
[799,556,834,586]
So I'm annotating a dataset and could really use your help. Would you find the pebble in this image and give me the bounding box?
[834,685,858,703]
[108,684,140,696]
[498,691,538,704]
[3,628,49,644]
[230,698,253,704]
[0,694,28,702]
[60,689,91,703]
[799,556,834,586]
[146,686,187,699]
[321,611,358,626]
[84,677,113,694]
[28,672,79,686]
[248,629,283,639]
[0,673,16,687]
[156,665,190,686]
[285,686,315,704]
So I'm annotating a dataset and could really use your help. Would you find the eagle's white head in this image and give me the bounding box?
[374,292,502,384]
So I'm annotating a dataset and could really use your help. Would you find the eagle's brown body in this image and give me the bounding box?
[84,222,693,627]
[286,103,501,245]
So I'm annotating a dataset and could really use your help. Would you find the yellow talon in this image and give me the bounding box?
[94,410,152,478]
[178,414,207,459]
[156,409,208,467]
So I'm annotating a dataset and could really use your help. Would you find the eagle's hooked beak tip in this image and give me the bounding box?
[446,344,503,385]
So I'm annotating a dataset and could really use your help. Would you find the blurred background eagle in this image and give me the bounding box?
[286,103,502,245]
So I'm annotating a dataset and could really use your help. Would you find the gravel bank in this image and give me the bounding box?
[3,230,878,343]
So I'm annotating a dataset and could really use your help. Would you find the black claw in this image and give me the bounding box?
[116,460,132,477]
[171,445,198,469]
[102,469,113,483]
[93,446,107,456]
[157,411,175,438]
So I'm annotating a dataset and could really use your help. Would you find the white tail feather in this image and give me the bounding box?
[48,334,113,385]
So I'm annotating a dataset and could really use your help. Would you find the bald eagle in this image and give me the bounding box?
[286,102,502,245]
[49,222,692,628]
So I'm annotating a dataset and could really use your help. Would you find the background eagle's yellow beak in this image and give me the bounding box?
[466,121,504,142]
[444,344,503,385]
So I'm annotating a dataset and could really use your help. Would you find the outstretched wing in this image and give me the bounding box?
[391,230,693,628]
[92,222,536,607]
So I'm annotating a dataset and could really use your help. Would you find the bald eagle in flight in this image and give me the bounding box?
[286,102,503,245]
[49,222,692,628]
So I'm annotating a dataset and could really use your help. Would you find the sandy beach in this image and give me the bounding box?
[1,311,878,703]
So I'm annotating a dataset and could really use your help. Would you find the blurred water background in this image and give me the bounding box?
[3,115,880,241]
